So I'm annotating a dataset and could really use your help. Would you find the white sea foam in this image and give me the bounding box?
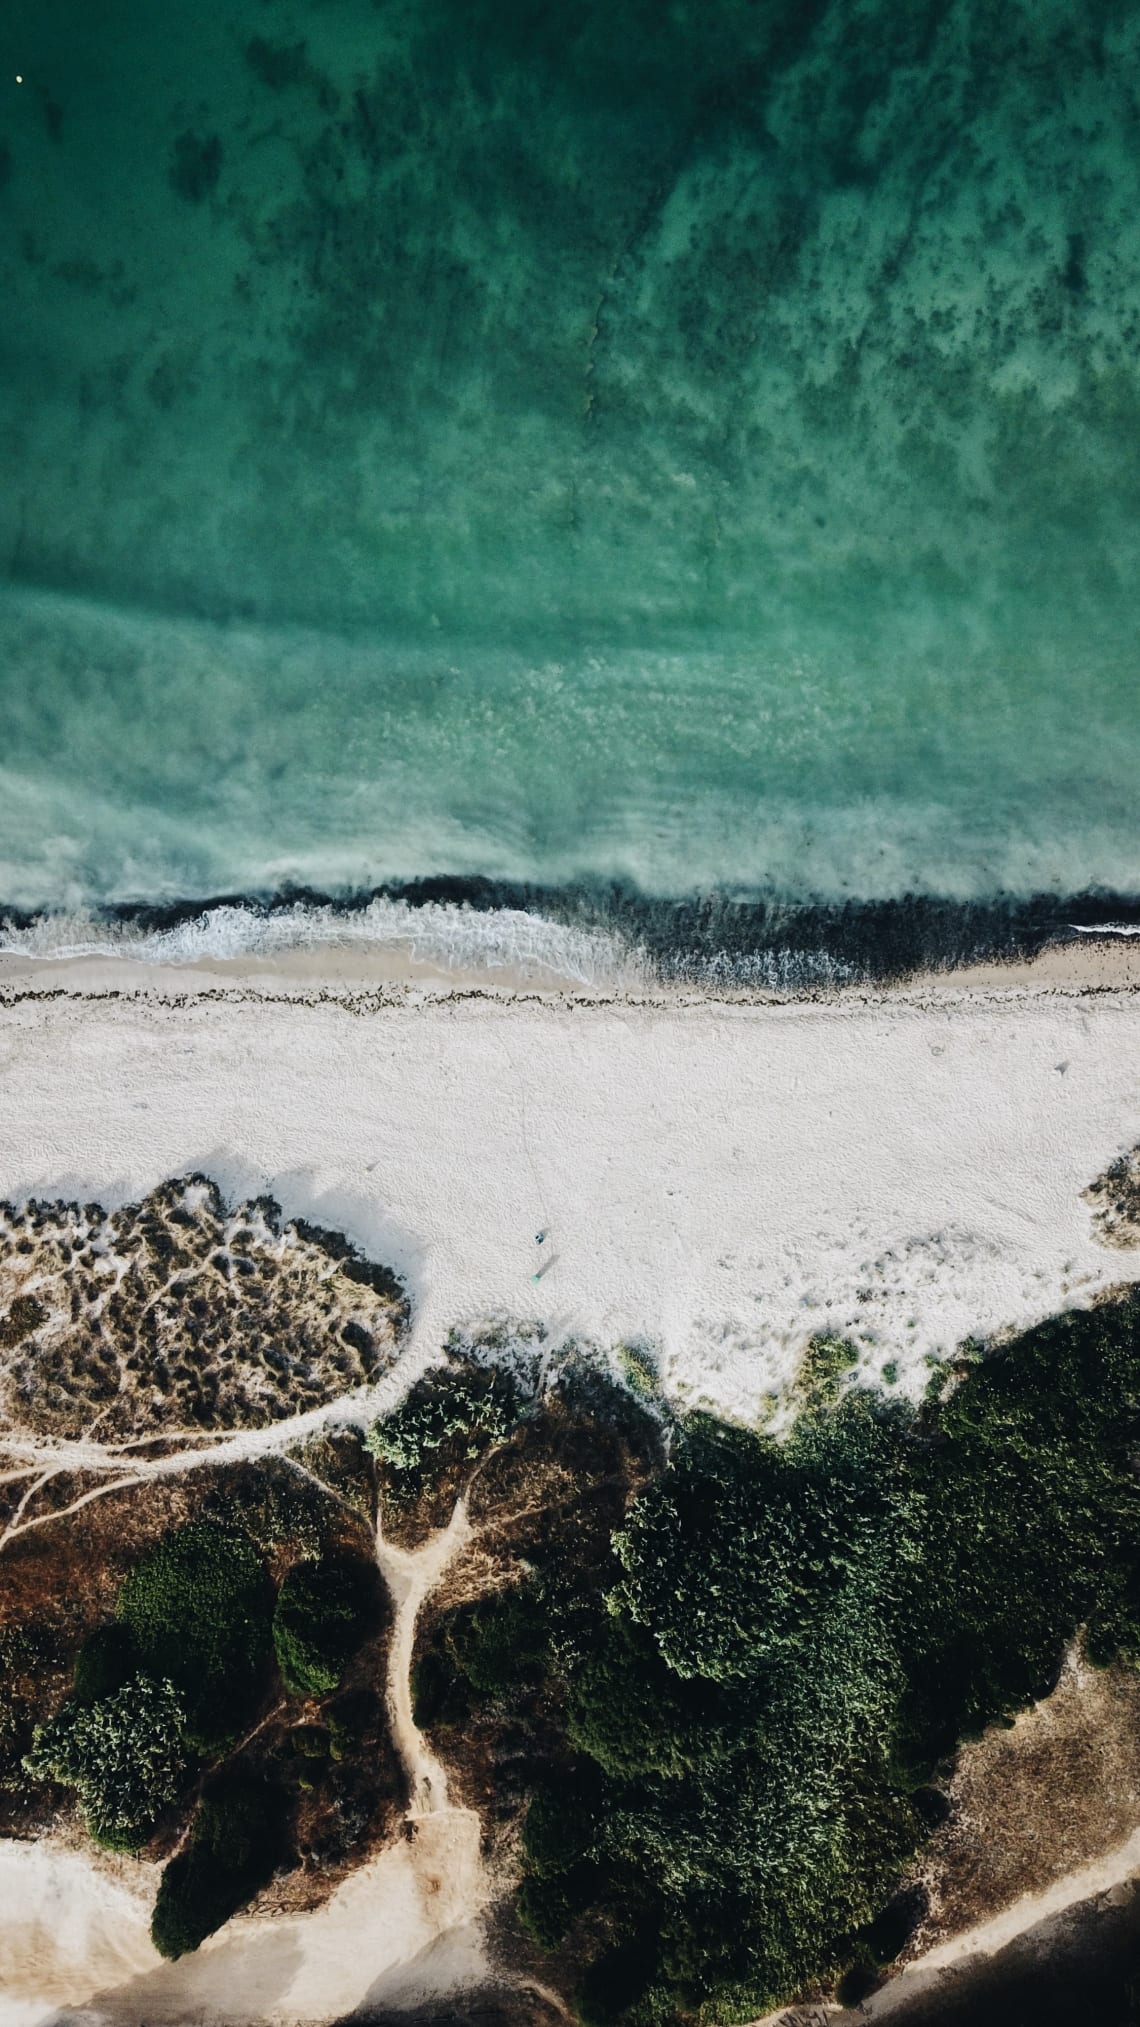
[0,900,640,988]
[0,902,860,991]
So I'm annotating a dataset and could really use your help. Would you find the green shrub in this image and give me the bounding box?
[0,1627,47,1775]
[576,1925,663,2027]
[151,1778,284,1958]
[517,1862,605,1948]
[565,1617,711,1778]
[324,1687,381,1761]
[366,1362,522,1500]
[119,1522,272,1749]
[23,1674,187,1849]
[796,1332,859,1404]
[413,1583,548,1732]
[411,1644,471,1730]
[610,1401,912,1681]
[289,1724,329,1759]
[449,1586,548,1697]
[273,1555,376,1696]
[521,1774,603,1877]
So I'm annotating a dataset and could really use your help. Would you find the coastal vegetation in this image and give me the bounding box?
[5,1181,1140,2018]
[409,1290,1140,2021]
[273,1555,378,1696]
[22,1673,188,1851]
[366,1357,525,1517]
[1085,1141,1140,1249]
[119,1522,272,1750]
[151,1777,286,1959]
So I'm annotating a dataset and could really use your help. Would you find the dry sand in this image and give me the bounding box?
[1,970,1139,1420]
[0,1821,490,2027]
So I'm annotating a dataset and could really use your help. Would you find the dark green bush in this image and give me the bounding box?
[576,1924,663,2027]
[272,1555,376,1696]
[895,1293,1140,1773]
[119,1522,272,1749]
[449,1586,548,1697]
[521,1772,604,1877]
[565,1617,712,1778]
[413,1583,547,1729]
[0,1294,46,1348]
[72,1622,137,1707]
[289,1723,329,1760]
[411,1644,471,1730]
[862,1882,927,1963]
[151,1778,284,1958]
[611,1400,913,1680]
[516,1863,603,1948]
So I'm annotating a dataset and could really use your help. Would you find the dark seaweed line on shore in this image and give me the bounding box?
[3,881,1140,985]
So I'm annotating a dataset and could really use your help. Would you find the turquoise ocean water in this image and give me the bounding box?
[1,0,1138,965]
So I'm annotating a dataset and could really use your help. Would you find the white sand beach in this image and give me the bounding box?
[1,972,1139,1420]
[2,961,1140,2023]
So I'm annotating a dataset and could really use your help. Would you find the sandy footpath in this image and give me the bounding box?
[1,977,1139,1418]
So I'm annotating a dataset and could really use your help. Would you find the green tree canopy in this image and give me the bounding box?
[151,1778,284,1958]
[272,1555,377,1696]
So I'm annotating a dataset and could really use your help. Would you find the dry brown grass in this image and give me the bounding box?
[907,1646,1140,1958]
[0,1176,407,1442]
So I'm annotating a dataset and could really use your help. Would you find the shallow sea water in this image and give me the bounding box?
[1,0,1138,923]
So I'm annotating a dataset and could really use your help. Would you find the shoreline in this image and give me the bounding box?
[4,883,1140,1002]
[3,929,1140,1004]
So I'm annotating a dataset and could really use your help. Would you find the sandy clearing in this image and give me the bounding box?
[0,1840,160,2020]
[861,1827,1140,2021]
[749,1830,1140,2027]
[1,988,1139,1422]
[0,1824,490,2027]
[906,1646,1140,1958]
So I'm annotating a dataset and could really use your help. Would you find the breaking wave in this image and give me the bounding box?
[3,884,1140,990]
[0,898,639,989]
